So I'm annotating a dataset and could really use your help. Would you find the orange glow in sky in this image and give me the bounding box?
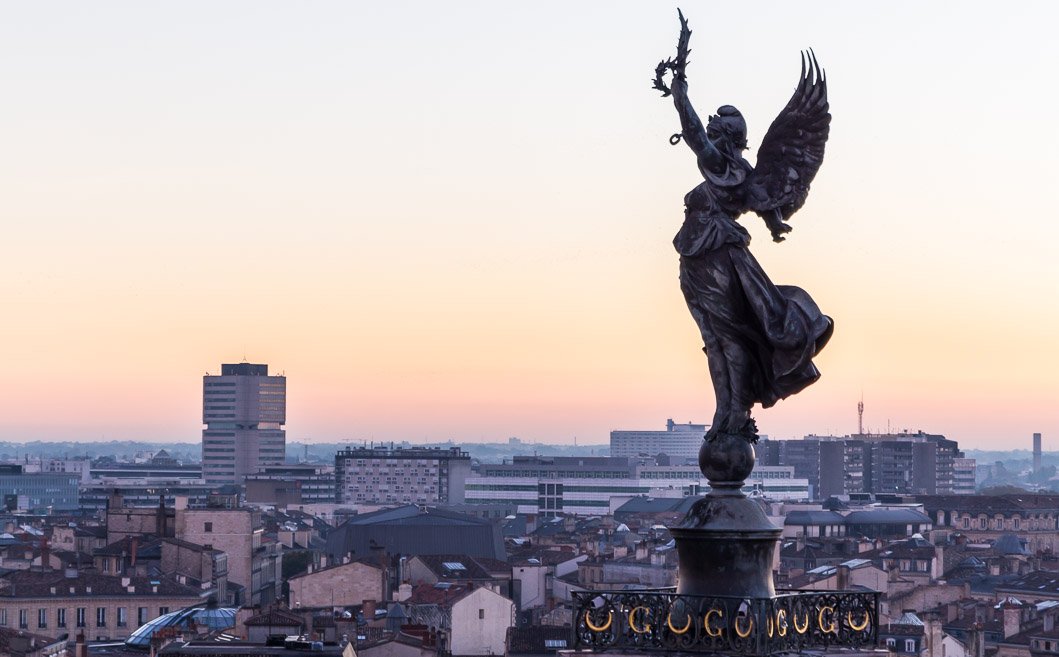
[2,2,1058,449]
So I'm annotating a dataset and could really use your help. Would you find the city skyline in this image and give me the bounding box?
[2,2,1058,448]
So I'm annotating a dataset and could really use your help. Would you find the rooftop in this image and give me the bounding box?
[0,569,202,599]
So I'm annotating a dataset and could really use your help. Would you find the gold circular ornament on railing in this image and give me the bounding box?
[793,611,810,635]
[628,606,652,634]
[848,610,871,632]
[734,614,754,639]
[585,610,613,632]
[818,606,837,634]
[667,610,692,635]
[775,609,788,637]
[704,609,724,637]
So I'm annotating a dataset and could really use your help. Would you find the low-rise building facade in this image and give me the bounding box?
[287,559,385,610]
[0,570,203,642]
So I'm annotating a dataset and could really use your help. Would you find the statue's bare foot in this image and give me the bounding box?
[724,412,759,442]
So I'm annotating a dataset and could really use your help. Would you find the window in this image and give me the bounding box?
[57,609,66,628]
[479,609,485,619]
[117,607,127,627]
[38,608,47,628]
[138,607,148,626]
[205,522,213,533]
[0,609,6,626]
[76,608,86,628]
[905,640,916,653]
[980,517,987,529]
[962,517,970,529]
[1014,518,1021,530]
[96,607,106,627]
[19,609,27,629]
[159,607,169,616]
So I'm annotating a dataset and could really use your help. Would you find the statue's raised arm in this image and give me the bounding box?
[652,10,726,173]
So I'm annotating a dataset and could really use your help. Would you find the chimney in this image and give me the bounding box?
[363,600,377,618]
[156,494,166,537]
[836,564,850,590]
[131,537,139,568]
[1002,601,1022,639]
[945,602,959,622]
[970,623,986,657]
[924,613,945,657]
[75,632,88,657]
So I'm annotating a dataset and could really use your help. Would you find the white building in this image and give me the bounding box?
[465,456,809,516]
[405,584,514,657]
[953,457,977,495]
[610,419,706,463]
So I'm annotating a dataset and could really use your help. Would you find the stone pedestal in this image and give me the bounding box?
[669,431,781,598]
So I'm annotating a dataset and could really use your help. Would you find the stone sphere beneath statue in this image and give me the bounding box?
[698,432,756,484]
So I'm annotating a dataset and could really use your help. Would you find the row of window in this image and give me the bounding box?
[958,516,1056,530]
[885,638,917,652]
[480,470,632,479]
[349,476,433,485]
[1,606,166,629]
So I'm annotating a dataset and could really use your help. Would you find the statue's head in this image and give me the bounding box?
[708,106,748,151]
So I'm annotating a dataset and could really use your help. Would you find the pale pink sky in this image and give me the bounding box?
[1,2,1057,449]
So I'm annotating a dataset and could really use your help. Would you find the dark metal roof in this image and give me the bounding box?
[507,626,571,655]
[784,510,845,526]
[843,509,932,525]
[996,571,1059,596]
[994,533,1030,555]
[243,609,303,627]
[325,505,505,561]
[614,496,700,516]
[412,554,510,580]
[0,569,201,600]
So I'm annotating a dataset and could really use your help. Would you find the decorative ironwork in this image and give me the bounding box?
[572,589,879,656]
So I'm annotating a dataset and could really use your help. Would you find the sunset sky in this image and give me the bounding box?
[2,2,1057,448]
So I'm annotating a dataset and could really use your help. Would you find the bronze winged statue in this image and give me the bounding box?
[655,10,833,442]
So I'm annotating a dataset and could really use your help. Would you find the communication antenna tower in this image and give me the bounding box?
[857,395,864,435]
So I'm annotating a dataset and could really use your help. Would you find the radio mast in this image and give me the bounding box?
[857,395,864,436]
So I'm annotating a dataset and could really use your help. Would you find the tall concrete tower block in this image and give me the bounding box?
[1034,433,1043,475]
[202,362,286,485]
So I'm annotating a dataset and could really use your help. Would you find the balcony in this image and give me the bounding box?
[573,589,879,656]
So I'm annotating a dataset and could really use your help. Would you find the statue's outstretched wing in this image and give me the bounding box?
[746,51,830,220]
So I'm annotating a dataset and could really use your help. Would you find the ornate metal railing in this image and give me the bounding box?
[572,588,879,656]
